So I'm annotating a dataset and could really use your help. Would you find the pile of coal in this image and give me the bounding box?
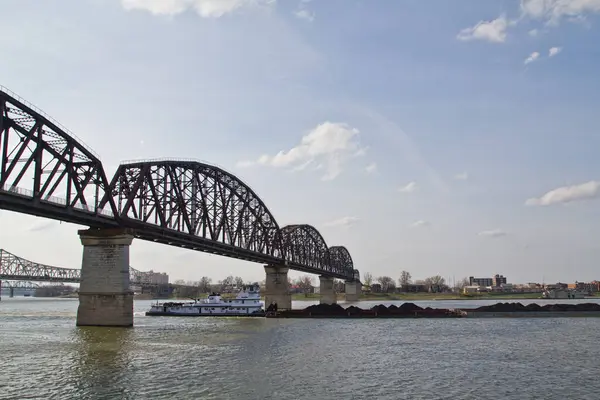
[473,302,600,312]
[301,302,432,316]
[303,303,347,316]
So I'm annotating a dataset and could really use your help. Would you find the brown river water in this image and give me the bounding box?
[1,297,600,399]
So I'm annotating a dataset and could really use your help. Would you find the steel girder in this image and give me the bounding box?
[103,161,358,280]
[0,87,359,281]
[0,248,143,284]
[0,280,40,289]
[0,87,118,227]
[100,160,282,263]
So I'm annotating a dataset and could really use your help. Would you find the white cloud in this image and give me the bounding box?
[549,46,562,56]
[410,220,430,228]
[525,181,600,206]
[524,51,540,64]
[454,172,468,181]
[398,182,417,193]
[120,0,275,18]
[457,15,508,43]
[294,9,314,22]
[365,162,377,174]
[529,28,539,36]
[478,229,507,238]
[323,216,360,229]
[237,122,366,181]
[521,0,600,24]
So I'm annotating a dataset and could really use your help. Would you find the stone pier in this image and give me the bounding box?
[345,281,361,302]
[264,265,291,311]
[319,276,337,305]
[76,228,135,327]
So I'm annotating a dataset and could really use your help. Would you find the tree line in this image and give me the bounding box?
[361,271,470,293]
[171,274,347,298]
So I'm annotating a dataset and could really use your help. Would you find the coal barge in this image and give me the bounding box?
[265,302,600,319]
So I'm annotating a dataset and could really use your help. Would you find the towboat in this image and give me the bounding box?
[145,284,265,317]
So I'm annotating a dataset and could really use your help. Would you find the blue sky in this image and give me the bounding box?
[2,0,600,285]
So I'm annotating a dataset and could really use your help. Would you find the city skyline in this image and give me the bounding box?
[2,0,600,283]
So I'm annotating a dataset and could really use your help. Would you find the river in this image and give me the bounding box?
[1,297,600,399]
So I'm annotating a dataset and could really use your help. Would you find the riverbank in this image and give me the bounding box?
[290,292,552,301]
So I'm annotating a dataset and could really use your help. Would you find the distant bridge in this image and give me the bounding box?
[0,248,144,284]
[0,86,360,282]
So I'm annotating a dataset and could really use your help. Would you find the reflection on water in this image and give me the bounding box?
[2,298,600,399]
[70,327,135,399]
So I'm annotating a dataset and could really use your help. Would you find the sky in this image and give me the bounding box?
[2,0,600,285]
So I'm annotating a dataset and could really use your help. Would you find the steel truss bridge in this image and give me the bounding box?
[0,86,360,281]
[0,248,145,284]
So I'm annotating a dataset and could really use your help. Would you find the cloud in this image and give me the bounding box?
[237,122,366,181]
[120,0,275,18]
[549,46,562,56]
[294,9,314,21]
[525,181,600,206]
[529,28,539,36]
[524,51,540,64]
[365,162,377,174]
[323,216,360,229]
[454,172,468,181]
[478,229,507,238]
[520,0,600,24]
[398,182,417,193]
[410,220,430,228]
[457,15,508,43]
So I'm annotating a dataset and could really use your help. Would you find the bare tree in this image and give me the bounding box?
[219,275,234,292]
[234,276,244,288]
[377,276,396,293]
[197,276,212,293]
[362,272,373,287]
[424,275,447,293]
[295,275,314,297]
[333,279,345,293]
[398,271,412,288]
[454,277,470,292]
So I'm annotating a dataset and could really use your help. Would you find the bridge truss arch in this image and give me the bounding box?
[0,87,117,226]
[102,159,282,263]
[280,224,331,273]
[329,245,356,280]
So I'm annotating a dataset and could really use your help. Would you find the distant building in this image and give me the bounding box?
[493,274,507,286]
[568,281,600,294]
[469,276,494,287]
[400,284,428,293]
[469,274,508,288]
[139,270,169,285]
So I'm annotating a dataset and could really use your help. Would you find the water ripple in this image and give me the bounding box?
[2,299,600,399]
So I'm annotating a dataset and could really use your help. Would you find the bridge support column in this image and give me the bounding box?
[345,281,361,302]
[319,276,336,305]
[264,265,291,311]
[77,228,135,327]
[9,287,14,298]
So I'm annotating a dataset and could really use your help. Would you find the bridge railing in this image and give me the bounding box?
[0,85,100,160]
[0,184,114,218]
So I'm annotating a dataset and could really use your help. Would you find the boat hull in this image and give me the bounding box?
[145,311,266,317]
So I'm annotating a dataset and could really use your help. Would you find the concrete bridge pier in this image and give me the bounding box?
[319,276,337,305]
[264,265,291,311]
[344,281,361,302]
[76,228,135,327]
